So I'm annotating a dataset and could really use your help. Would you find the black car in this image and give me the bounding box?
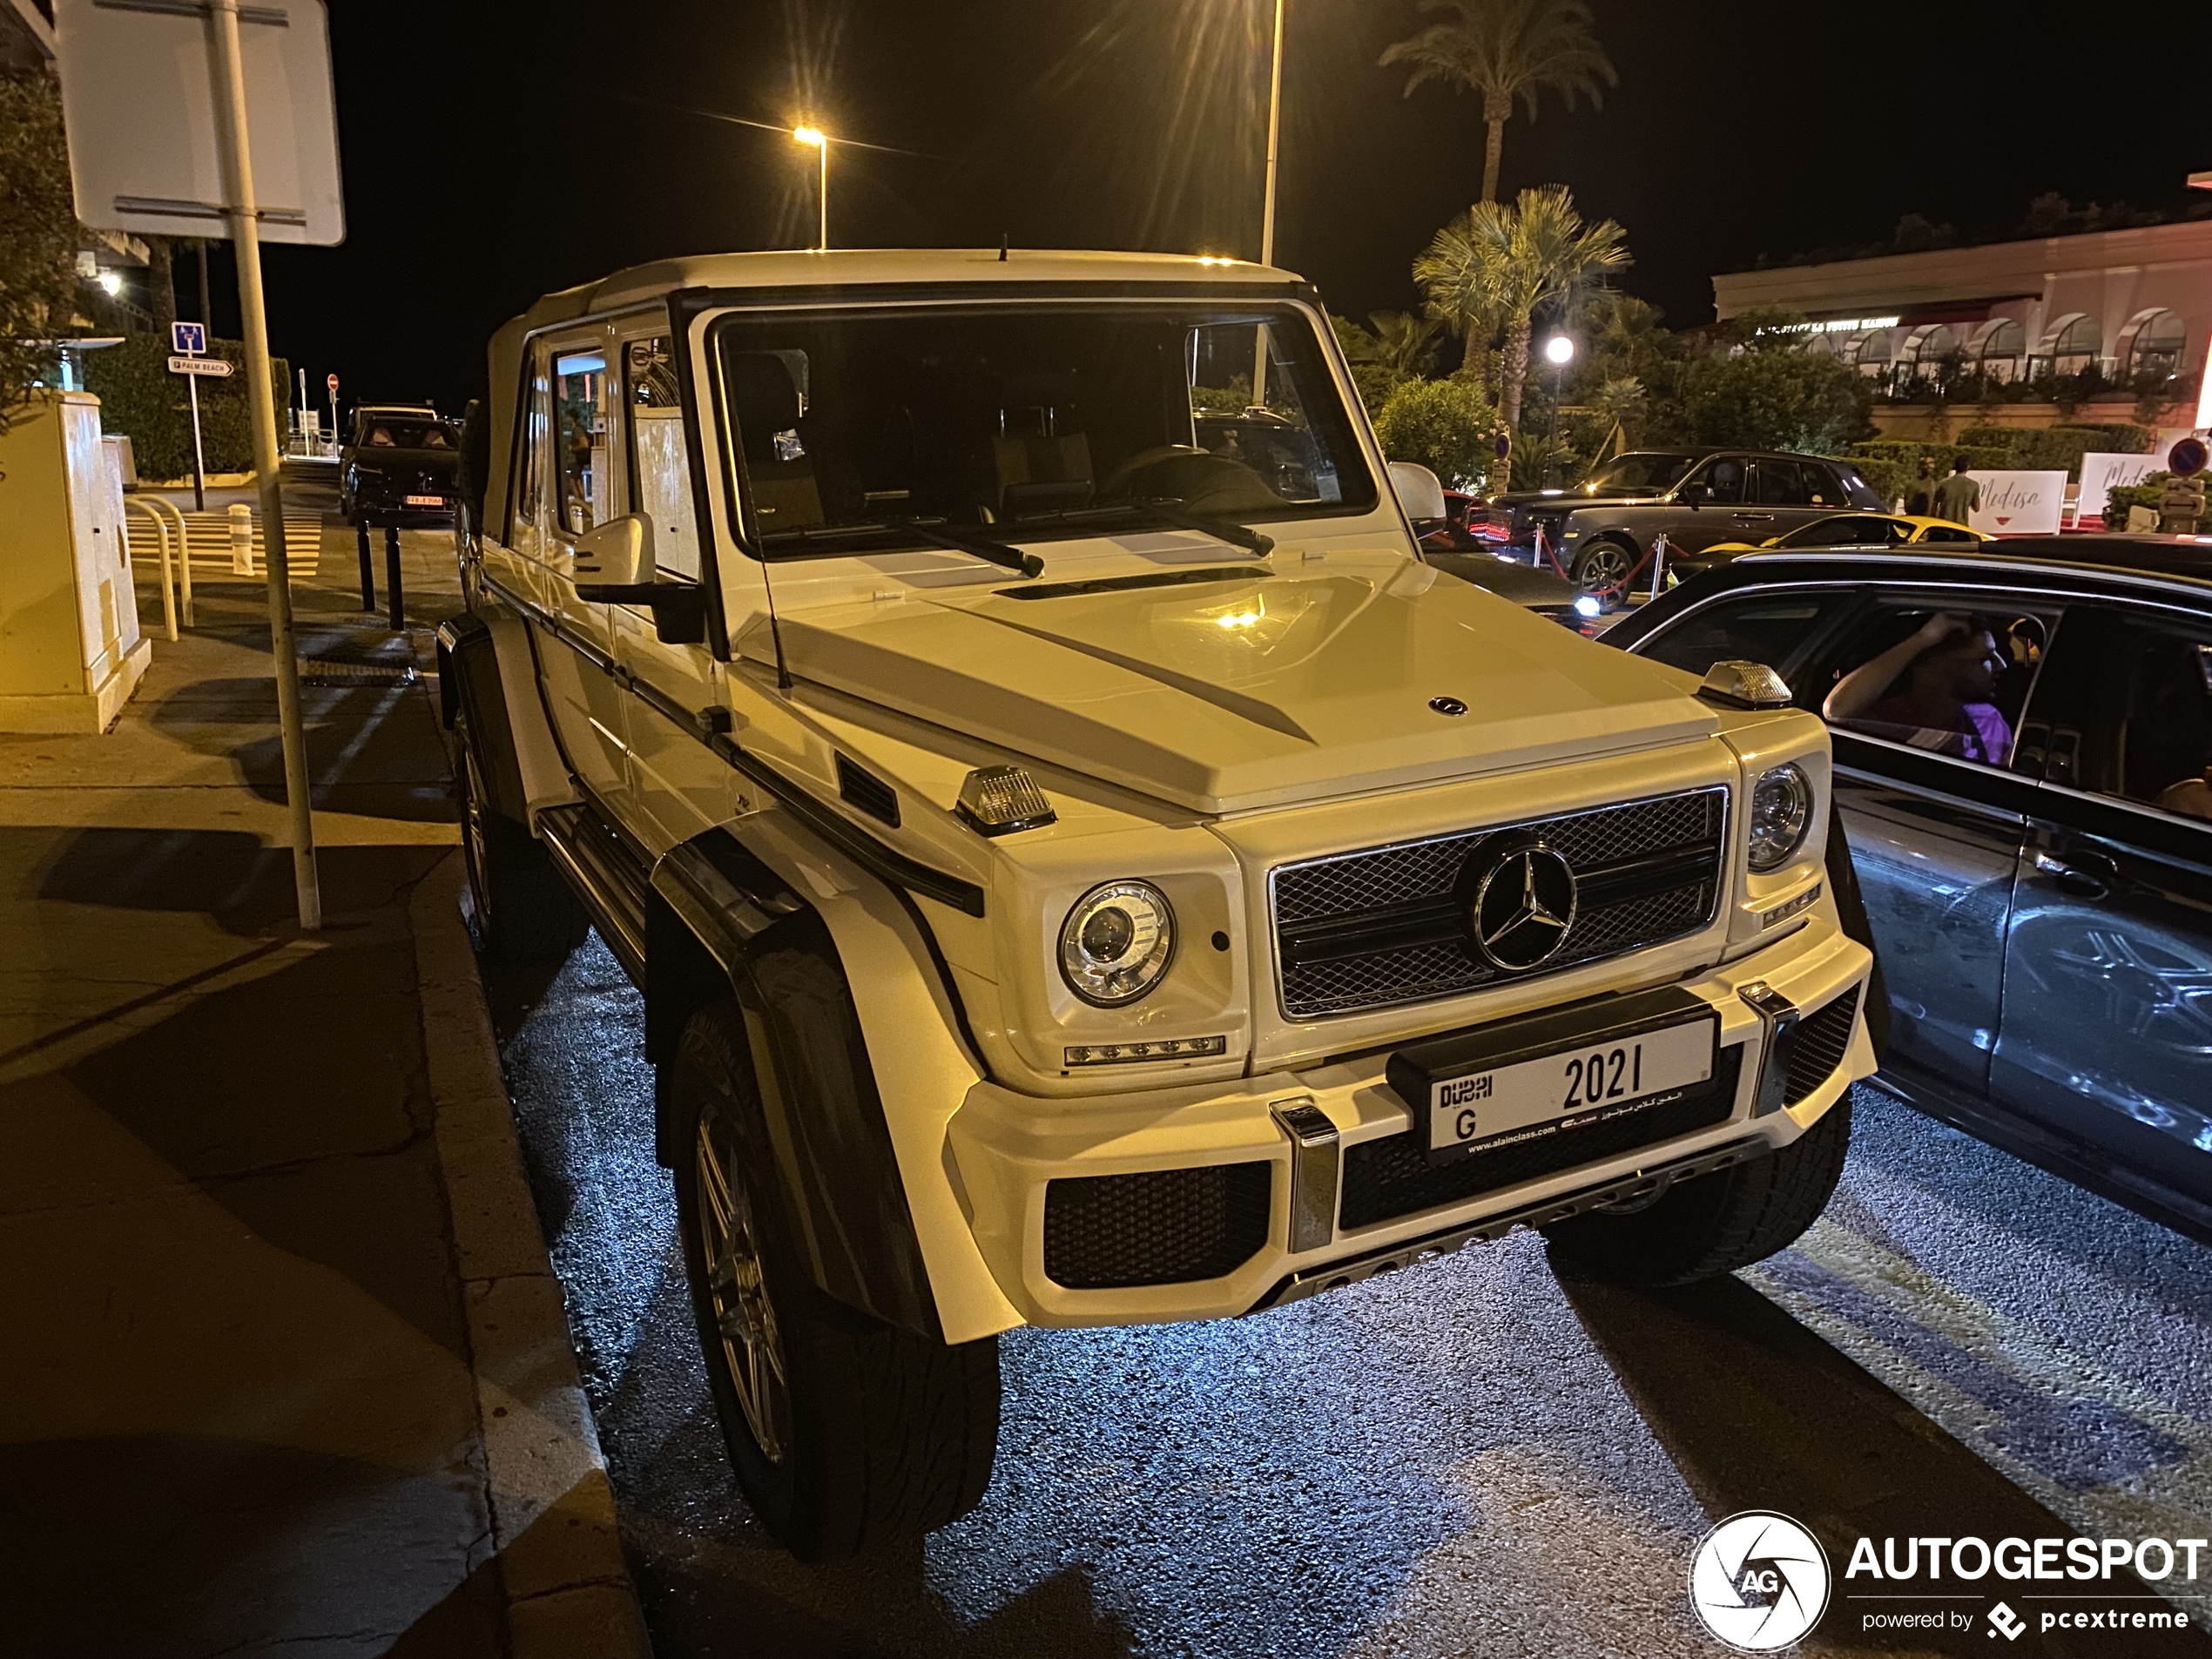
[1607,538,2212,1241]
[1426,549,1603,633]
[340,404,462,524]
[1487,448,1885,593]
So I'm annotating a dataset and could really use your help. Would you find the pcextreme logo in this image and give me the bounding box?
[1688,1511,1831,1652]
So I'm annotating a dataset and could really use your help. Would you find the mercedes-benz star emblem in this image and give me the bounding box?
[1467,840,1578,971]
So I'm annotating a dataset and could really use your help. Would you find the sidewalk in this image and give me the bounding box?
[0,508,648,1657]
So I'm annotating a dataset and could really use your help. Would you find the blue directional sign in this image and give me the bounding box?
[171,320,206,356]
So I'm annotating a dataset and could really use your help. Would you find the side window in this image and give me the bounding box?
[1751,460,1811,506]
[1803,463,1838,509]
[623,336,698,580]
[1638,590,1850,678]
[1697,455,1745,504]
[2043,609,2212,823]
[514,354,551,549]
[1919,524,1977,543]
[552,347,610,536]
[1831,463,1883,509]
[1791,515,1880,547]
[1813,602,2053,770]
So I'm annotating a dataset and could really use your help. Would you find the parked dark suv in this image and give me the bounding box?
[1489,448,1885,592]
[1608,537,2212,1244]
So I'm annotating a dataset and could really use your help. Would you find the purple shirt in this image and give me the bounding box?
[1859,698,2013,765]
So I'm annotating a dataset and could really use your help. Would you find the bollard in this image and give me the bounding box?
[228,501,255,575]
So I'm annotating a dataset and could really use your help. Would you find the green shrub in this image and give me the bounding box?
[1953,422,2150,477]
[1838,439,2011,506]
[1372,376,1501,492]
[2102,471,2173,524]
[82,334,289,478]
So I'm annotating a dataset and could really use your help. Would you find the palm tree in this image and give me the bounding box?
[1367,311,1442,380]
[1380,0,1616,204]
[1413,184,1629,489]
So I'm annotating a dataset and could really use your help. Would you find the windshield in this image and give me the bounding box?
[710,301,1376,556]
[1581,453,1696,495]
[357,419,454,450]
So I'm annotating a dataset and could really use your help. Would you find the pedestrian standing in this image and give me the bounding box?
[1932,455,1980,527]
[1904,455,1939,518]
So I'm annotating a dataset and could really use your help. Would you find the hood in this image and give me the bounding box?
[750,554,1716,814]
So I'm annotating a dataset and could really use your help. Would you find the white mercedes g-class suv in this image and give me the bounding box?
[440,249,1876,1560]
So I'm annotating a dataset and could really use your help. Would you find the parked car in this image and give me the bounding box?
[340,403,462,524]
[1428,549,1604,632]
[442,248,1873,1558]
[1607,538,2212,1242]
[1689,511,1992,569]
[1487,448,1885,592]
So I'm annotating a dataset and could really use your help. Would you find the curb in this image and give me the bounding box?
[409,852,655,1659]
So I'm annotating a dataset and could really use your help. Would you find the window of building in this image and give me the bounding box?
[2122,310,2187,382]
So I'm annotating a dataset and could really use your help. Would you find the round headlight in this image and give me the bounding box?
[1747,763,1813,873]
[1059,880,1176,1007]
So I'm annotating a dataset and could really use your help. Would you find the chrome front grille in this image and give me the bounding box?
[1270,787,1729,1020]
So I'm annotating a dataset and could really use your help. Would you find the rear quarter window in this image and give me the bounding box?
[1829,463,1884,509]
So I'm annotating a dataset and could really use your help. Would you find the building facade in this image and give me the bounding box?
[1711,219,2212,435]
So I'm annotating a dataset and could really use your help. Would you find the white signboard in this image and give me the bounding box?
[168,355,233,376]
[1966,469,2067,536]
[52,0,344,246]
[2077,452,2163,523]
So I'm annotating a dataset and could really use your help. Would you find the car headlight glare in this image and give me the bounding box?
[1747,763,1813,873]
[1059,880,1175,1006]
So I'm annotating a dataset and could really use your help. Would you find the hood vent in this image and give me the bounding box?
[835,754,900,828]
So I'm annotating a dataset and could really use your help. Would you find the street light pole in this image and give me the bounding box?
[1543,335,1575,479]
[1252,0,1285,408]
[794,125,828,250]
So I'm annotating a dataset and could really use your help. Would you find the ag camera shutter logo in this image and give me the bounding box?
[1689,1510,1831,1651]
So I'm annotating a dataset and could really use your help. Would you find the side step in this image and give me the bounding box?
[536,802,651,984]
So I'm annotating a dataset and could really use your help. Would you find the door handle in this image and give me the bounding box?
[1732,512,1773,521]
[2034,851,2114,899]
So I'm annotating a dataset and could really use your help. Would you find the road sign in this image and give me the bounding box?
[52,0,344,246]
[169,355,235,377]
[327,372,338,392]
[172,320,206,356]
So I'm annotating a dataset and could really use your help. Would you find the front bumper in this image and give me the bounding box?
[947,917,1872,1327]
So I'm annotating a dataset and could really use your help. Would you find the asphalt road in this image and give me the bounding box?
[489,934,2212,1657]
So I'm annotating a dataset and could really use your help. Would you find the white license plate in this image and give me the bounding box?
[404,494,445,507]
[1427,1016,1716,1157]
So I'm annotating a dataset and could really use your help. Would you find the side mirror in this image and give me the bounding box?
[571,513,656,585]
[574,514,710,644]
[1388,461,1448,524]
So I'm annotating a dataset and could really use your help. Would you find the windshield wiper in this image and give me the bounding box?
[1007,500,1275,557]
[761,517,1042,578]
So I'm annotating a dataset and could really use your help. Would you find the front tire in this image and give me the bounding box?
[1541,1096,1851,1286]
[454,711,589,963]
[1570,536,1636,593]
[671,1002,1000,1560]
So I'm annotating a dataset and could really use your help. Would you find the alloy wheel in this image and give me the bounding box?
[1577,541,1633,594]
[694,1103,791,1464]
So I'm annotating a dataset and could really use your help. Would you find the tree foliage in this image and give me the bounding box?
[1379,0,1615,203]
[0,71,84,435]
[1414,184,1629,485]
[1654,340,1874,455]
[1372,375,1501,491]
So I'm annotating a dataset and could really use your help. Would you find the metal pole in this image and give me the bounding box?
[818,140,828,252]
[206,0,320,932]
[1251,0,1285,409]
[186,368,206,512]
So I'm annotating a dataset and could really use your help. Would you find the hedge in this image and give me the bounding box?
[1953,423,2151,478]
[80,334,289,480]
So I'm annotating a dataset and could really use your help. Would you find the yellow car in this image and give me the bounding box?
[1695,511,1993,562]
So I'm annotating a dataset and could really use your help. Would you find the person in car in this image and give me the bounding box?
[1823,611,2013,764]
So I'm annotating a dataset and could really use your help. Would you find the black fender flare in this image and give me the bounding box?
[646,825,946,1342]
[1824,805,1890,1063]
[435,612,529,824]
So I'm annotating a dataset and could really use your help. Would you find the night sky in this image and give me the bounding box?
[212,0,2209,418]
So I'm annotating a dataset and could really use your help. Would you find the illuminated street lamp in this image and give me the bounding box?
[1544,334,1575,455]
[793,124,828,251]
[97,270,122,295]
